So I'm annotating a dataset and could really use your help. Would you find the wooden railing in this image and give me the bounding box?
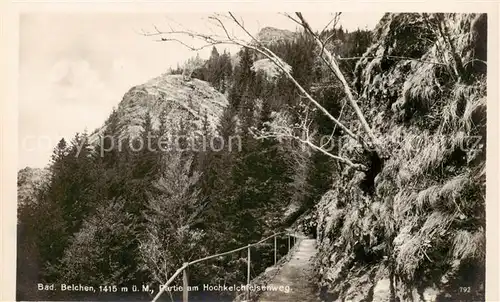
[151,230,300,302]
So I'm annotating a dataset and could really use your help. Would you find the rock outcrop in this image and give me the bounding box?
[17,167,50,206]
[90,74,228,142]
[256,27,296,45]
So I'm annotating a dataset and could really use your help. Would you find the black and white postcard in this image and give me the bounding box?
[1,1,499,302]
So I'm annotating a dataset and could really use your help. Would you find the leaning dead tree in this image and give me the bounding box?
[286,13,383,157]
[253,106,367,171]
[142,12,383,170]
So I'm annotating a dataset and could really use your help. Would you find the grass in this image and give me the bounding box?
[315,12,486,299]
[398,62,440,113]
[451,229,485,261]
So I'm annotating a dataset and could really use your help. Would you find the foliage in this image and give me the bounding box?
[316,12,486,301]
[138,152,205,285]
[56,198,139,286]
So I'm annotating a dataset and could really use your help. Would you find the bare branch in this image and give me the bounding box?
[157,38,213,51]
[282,12,302,27]
[208,15,232,40]
[225,12,361,141]
[422,13,456,79]
[320,13,342,35]
[463,58,487,66]
[300,137,366,170]
[143,14,359,141]
[251,110,367,171]
[285,12,338,62]
[228,12,261,45]
[338,55,448,66]
[294,12,385,156]
[142,13,370,164]
[321,32,337,52]
[254,126,365,170]
[319,130,335,149]
[434,13,466,79]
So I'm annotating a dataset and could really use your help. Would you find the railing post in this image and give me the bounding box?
[151,233,284,302]
[274,235,277,265]
[183,263,188,302]
[246,244,251,300]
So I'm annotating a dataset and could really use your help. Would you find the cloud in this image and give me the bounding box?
[19,57,120,168]
[49,58,112,103]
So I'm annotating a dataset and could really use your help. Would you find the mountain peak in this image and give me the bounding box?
[256,27,296,44]
[91,74,228,142]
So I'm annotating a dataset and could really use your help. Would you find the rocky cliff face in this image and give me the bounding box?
[17,167,50,207]
[256,27,296,44]
[314,13,486,301]
[90,74,228,142]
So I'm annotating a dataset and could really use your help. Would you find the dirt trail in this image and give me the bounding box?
[257,239,319,302]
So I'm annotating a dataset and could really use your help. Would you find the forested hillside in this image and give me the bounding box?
[17,12,486,302]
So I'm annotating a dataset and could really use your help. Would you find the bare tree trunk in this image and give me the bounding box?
[294,13,384,157]
[226,13,362,144]
[434,14,467,81]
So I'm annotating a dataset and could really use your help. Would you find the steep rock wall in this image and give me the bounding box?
[315,13,486,301]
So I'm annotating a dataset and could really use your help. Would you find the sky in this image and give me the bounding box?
[18,12,384,169]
